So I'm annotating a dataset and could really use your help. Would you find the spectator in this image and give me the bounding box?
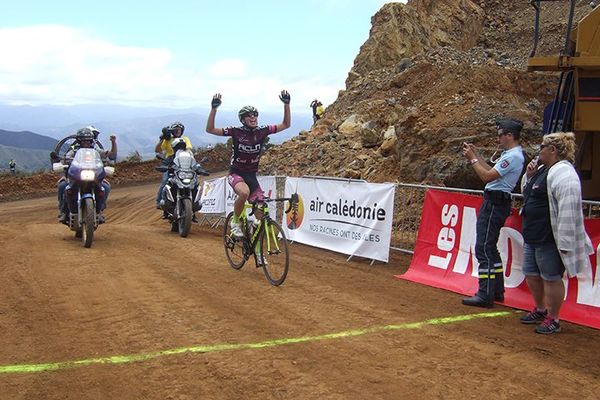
[8,159,16,174]
[461,118,525,308]
[310,99,319,123]
[519,131,594,334]
[316,102,325,121]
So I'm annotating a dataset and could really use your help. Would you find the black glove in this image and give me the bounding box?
[211,94,222,109]
[279,90,291,104]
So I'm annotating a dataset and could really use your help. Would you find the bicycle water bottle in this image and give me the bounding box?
[248,214,258,235]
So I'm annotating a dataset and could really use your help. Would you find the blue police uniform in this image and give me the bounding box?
[463,118,525,307]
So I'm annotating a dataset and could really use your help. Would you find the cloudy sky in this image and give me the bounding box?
[0,0,405,113]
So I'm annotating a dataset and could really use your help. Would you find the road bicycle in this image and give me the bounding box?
[223,194,298,286]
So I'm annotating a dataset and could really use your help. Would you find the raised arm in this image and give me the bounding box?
[155,127,167,153]
[275,90,291,133]
[206,93,225,136]
[106,135,117,161]
[462,142,499,183]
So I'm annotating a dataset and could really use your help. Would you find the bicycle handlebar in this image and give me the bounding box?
[249,193,299,215]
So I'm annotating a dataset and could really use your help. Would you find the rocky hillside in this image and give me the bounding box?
[261,0,592,189]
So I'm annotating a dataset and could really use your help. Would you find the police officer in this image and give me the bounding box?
[461,118,525,307]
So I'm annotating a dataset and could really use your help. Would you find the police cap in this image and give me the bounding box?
[496,118,523,135]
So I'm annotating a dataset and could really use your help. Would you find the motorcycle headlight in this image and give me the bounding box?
[177,171,194,180]
[182,178,191,184]
[80,169,96,181]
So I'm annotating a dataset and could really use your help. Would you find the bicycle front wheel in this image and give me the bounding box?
[224,212,246,270]
[259,219,289,286]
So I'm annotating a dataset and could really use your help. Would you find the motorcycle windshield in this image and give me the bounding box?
[173,150,195,170]
[71,148,104,170]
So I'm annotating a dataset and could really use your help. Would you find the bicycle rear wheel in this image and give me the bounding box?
[259,219,289,286]
[224,212,246,270]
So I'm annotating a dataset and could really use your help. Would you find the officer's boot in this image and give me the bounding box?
[462,277,494,308]
[494,264,505,302]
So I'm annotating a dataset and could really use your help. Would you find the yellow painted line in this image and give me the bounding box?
[0,311,512,374]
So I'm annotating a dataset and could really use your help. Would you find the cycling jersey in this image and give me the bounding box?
[223,125,277,172]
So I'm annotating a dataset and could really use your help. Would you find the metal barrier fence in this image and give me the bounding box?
[200,177,600,256]
[391,183,600,255]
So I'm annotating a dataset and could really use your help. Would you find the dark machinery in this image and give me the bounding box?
[528,0,600,198]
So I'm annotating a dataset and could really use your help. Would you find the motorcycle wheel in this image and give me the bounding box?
[178,198,192,237]
[81,198,95,248]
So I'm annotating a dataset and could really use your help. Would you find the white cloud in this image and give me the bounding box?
[208,59,247,77]
[0,25,174,105]
[0,25,343,112]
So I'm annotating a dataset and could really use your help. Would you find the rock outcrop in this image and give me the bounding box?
[262,0,591,190]
[347,0,485,87]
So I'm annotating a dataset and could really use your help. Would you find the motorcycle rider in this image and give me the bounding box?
[155,122,208,220]
[155,122,192,210]
[57,127,117,223]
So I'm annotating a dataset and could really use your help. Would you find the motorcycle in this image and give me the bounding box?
[156,149,209,237]
[53,148,114,248]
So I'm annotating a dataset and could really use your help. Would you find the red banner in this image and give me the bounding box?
[398,189,600,329]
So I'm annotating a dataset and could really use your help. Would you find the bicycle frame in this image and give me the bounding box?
[223,194,297,285]
[238,201,280,261]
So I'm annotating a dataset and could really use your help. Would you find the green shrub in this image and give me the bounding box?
[124,151,142,163]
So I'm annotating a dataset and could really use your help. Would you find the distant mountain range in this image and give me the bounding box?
[0,103,313,171]
[0,129,58,172]
[0,144,55,172]
[0,129,58,150]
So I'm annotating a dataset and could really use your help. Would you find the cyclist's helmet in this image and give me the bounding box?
[75,127,95,147]
[171,137,187,152]
[86,125,100,139]
[238,106,259,123]
[171,121,185,135]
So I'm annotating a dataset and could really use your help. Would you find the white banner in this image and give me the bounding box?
[283,177,395,262]
[225,176,277,217]
[200,176,226,214]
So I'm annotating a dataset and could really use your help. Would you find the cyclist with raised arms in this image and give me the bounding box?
[206,90,291,237]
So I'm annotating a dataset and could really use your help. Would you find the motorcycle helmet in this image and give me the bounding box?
[171,121,185,135]
[86,125,101,139]
[238,106,259,123]
[171,137,187,152]
[76,127,95,146]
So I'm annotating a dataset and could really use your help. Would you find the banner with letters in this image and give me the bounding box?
[399,189,600,329]
[225,176,277,217]
[283,177,395,262]
[199,176,226,214]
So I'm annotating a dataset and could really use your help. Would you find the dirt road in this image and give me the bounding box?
[1,183,599,399]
